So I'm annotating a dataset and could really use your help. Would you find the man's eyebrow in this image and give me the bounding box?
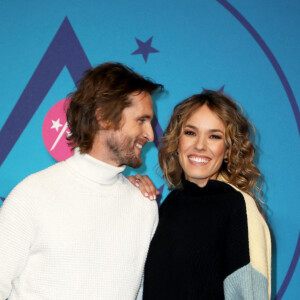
[137,114,153,120]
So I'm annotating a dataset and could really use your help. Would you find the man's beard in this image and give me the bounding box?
[106,135,142,168]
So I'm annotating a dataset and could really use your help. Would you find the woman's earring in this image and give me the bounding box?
[224,158,228,163]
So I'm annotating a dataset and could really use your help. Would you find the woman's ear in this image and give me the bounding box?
[223,148,229,163]
[224,149,228,159]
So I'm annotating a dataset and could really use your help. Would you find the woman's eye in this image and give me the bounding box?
[184,130,195,136]
[210,135,222,139]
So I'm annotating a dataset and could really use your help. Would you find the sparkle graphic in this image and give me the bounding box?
[42,98,73,161]
[51,118,63,132]
[50,122,68,151]
[131,36,159,62]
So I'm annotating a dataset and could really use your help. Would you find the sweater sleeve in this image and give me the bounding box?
[136,202,158,300]
[0,183,35,299]
[223,191,271,300]
[152,201,159,234]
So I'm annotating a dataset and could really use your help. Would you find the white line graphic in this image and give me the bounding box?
[50,122,68,151]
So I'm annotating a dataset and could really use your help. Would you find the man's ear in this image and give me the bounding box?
[95,108,111,129]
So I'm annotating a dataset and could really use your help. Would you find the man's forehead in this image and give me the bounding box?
[129,90,151,101]
[120,91,153,121]
[128,91,153,107]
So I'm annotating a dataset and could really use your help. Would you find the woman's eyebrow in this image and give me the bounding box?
[185,125,224,133]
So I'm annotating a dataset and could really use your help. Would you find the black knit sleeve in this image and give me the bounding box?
[224,192,250,278]
[223,190,269,299]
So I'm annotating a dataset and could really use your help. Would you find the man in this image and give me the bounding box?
[0,62,163,299]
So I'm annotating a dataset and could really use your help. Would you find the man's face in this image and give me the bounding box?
[105,91,154,168]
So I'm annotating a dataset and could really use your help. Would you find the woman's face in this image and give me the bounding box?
[178,104,227,187]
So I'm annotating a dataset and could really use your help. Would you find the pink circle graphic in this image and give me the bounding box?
[42,98,73,161]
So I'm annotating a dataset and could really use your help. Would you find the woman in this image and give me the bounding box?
[130,90,271,299]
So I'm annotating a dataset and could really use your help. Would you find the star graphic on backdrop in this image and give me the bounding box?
[202,85,225,92]
[51,118,63,132]
[131,36,159,63]
[218,85,225,92]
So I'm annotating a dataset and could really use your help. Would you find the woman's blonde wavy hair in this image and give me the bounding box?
[158,90,264,213]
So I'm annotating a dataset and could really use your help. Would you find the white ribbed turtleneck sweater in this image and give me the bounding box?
[0,151,158,300]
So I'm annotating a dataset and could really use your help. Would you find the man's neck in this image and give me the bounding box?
[67,149,125,185]
[88,135,120,167]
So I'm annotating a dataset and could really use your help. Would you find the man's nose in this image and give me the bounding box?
[144,122,154,142]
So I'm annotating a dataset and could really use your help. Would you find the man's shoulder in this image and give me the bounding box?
[118,174,158,209]
[118,174,148,197]
[9,161,66,195]
[27,160,64,180]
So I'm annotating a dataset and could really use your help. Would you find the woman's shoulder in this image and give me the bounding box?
[211,179,242,195]
[212,179,263,222]
[158,189,183,214]
[210,179,247,208]
[216,175,248,198]
[217,177,266,223]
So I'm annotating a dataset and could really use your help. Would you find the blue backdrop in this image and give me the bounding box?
[0,0,299,298]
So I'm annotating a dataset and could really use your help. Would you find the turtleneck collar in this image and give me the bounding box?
[65,149,126,185]
[180,176,225,197]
